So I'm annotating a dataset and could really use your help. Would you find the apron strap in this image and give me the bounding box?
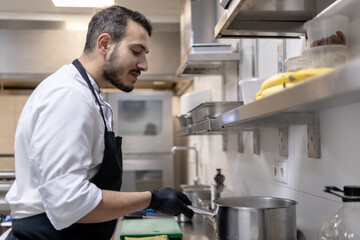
[72,59,108,131]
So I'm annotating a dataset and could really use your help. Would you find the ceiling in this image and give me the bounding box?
[0,0,182,23]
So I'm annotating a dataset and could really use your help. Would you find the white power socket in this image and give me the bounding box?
[273,161,288,184]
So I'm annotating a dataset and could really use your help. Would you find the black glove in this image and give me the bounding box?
[148,187,194,219]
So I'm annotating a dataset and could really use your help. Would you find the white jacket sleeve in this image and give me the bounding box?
[29,85,103,230]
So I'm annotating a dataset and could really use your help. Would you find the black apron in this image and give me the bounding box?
[7,59,123,240]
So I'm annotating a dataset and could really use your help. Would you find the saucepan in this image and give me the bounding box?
[188,196,297,240]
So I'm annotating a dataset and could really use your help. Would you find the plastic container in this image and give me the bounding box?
[285,55,308,71]
[239,78,265,104]
[307,45,348,68]
[180,90,212,114]
[319,186,360,240]
[303,15,349,48]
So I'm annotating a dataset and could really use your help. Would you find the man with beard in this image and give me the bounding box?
[4,6,193,240]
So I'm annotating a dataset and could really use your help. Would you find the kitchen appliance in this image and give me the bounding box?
[177,0,240,76]
[104,91,173,154]
[189,196,297,240]
[103,91,174,190]
[121,153,174,192]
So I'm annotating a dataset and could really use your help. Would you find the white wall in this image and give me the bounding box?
[181,10,360,240]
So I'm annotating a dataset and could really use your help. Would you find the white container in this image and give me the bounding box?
[307,45,348,68]
[285,55,309,71]
[239,78,265,104]
[180,90,212,114]
[303,15,349,48]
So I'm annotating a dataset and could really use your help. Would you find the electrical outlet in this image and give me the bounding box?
[273,164,279,179]
[274,161,288,184]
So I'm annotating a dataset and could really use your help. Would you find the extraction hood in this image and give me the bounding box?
[177,0,240,76]
[214,0,337,39]
[0,19,181,88]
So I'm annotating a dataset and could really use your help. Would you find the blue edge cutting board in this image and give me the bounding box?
[120,218,183,239]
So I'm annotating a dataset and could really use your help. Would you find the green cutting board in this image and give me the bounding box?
[120,218,182,239]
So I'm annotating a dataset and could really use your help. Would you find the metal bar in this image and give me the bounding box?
[177,127,192,136]
[238,132,244,153]
[222,133,228,152]
[253,129,260,155]
[222,112,314,128]
[307,112,321,158]
[191,119,220,134]
[279,127,289,157]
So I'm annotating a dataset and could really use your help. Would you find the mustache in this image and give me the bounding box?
[130,70,141,76]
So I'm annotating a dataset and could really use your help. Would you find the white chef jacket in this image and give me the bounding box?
[5,64,114,230]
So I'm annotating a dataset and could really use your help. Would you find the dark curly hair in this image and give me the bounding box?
[83,5,152,53]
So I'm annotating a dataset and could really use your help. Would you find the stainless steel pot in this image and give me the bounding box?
[189,196,297,240]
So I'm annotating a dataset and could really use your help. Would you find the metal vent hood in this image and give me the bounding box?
[0,18,181,88]
[214,0,336,39]
[177,0,240,76]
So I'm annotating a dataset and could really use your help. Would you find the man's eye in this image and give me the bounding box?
[132,50,141,56]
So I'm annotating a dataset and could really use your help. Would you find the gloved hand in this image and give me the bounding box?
[148,188,194,219]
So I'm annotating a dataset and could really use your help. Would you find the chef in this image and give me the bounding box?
[4,5,193,240]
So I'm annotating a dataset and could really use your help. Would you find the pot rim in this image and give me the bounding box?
[213,196,297,210]
[180,184,211,191]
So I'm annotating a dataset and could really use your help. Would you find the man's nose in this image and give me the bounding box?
[137,56,148,72]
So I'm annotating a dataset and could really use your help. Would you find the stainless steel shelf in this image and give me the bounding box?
[219,57,360,128]
[177,119,222,136]
[177,127,193,137]
[215,0,317,39]
[191,119,223,134]
[177,57,360,158]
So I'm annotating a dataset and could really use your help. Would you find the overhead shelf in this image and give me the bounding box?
[177,57,360,158]
[214,0,317,39]
[218,57,360,127]
[177,119,225,136]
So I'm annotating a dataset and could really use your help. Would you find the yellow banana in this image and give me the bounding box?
[259,72,295,93]
[255,68,333,99]
[256,82,296,100]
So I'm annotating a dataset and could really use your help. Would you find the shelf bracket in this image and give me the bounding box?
[237,132,244,153]
[253,129,260,155]
[279,127,289,157]
[222,133,228,152]
[307,112,321,159]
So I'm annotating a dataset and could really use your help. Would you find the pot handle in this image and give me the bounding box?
[188,205,216,217]
[188,206,217,232]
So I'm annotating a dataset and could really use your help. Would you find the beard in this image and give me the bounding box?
[103,48,134,93]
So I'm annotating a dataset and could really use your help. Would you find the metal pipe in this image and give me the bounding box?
[171,146,199,185]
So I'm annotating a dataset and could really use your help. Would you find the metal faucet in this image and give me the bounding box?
[171,146,199,185]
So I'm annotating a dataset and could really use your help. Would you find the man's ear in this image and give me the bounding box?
[97,33,112,55]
